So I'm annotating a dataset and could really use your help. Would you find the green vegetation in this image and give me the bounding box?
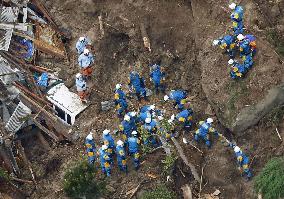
[226,80,249,124]
[63,161,106,199]
[263,105,284,126]
[254,157,284,199]
[140,184,177,199]
[0,167,10,182]
[138,126,154,153]
[161,153,177,175]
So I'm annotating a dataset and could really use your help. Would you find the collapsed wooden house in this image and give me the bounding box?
[0,0,86,179]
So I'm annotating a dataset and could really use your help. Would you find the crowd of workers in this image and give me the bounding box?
[76,2,253,181]
[213,3,256,79]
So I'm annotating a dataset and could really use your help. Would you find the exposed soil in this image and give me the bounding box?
[3,0,284,199]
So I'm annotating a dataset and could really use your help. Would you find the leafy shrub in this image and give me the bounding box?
[0,167,10,182]
[161,154,177,175]
[140,184,177,199]
[63,161,106,199]
[254,157,284,199]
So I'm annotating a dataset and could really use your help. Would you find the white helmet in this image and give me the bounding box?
[102,145,108,150]
[76,73,82,79]
[83,48,90,55]
[206,118,214,124]
[168,119,173,124]
[234,146,241,153]
[171,114,175,121]
[164,95,169,101]
[145,118,151,124]
[86,132,93,140]
[115,84,122,89]
[149,105,155,110]
[130,112,137,117]
[117,140,124,146]
[132,131,138,135]
[229,3,237,10]
[79,37,85,41]
[228,59,234,65]
[158,116,164,121]
[237,34,245,41]
[103,129,110,135]
[213,40,220,46]
[124,115,131,121]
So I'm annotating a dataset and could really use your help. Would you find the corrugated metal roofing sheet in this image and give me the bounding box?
[5,101,31,133]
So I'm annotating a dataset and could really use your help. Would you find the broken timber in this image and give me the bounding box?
[171,137,201,183]
[19,93,71,141]
[140,23,151,52]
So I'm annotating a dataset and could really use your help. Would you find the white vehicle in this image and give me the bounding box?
[47,83,87,125]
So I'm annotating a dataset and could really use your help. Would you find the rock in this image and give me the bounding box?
[106,185,115,193]
[270,4,281,18]
[232,83,284,132]
[276,25,284,33]
[212,189,221,196]
[71,131,80,141]
[205,104,214,115]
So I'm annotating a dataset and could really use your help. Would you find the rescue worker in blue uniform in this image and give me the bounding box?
[243,54,254,70]
[149,64,165,93]
[114,84,126,100]
[99,145,111,177]
[76,73,88,103]
[194,118,219,148]
[229,3,244,37]
[143,118,160,147]
[127,131,141,170]
[126,111,139,125]
[176,108,193,129]
[76,37,91,55]
[85,132,96,165]
[102,129,115,159]
[78,49,95,78]
[164,90,188,110]
[128,71,147,101]
[243,34,257,56]
[116,140,127,173]
[233,146,252,180]
[229,3,244,22]
[114,84,128,117]
[228,59,247,79]
[213,35,236,58]
[119,115,137,141]
[115,98,128,118]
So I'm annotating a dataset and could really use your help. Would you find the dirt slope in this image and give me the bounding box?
[11,0,284,199]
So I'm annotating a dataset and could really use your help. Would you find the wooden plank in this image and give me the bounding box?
[31,118,59,142]
[20,94,71,141]
[171,137,201,183]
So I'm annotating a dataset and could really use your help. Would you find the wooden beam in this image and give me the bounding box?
[31,118,59,142]
[171,137,201,183]
[20,93,71,141]
[15,141,37,185]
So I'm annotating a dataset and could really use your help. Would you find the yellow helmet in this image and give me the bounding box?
[179,117,185,122]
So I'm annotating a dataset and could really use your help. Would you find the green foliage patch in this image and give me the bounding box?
[63,161,106,199]
[254,157,284,199]
[140,184,177,199]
